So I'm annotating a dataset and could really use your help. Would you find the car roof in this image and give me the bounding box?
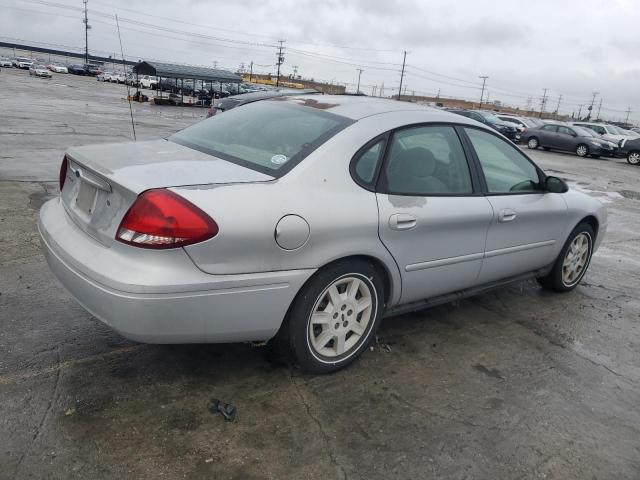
[271,94,466,122]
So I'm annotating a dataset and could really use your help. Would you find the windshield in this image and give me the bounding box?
[477,111,502,123]
[610,125,628,135]
[574,126,597,137]
[170,100,353,176]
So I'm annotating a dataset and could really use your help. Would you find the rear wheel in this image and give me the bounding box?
[281,259,384,373]
[576,144,589,157]
[527,137,539,149]
[627,151,640,165]
[538,222,594,292]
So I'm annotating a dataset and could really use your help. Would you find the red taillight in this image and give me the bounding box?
[116,189,218,249]
[59,156,68,191]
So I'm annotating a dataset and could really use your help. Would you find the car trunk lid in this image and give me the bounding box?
[60,139,273,246]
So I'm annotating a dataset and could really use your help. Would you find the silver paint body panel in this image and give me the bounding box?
[39,96,607,343]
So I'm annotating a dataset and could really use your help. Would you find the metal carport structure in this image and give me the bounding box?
[132,61,242,106]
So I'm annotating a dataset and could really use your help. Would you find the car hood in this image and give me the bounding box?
[66,139,274,194]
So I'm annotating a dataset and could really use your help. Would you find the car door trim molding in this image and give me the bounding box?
[404,239,555,272]
[484,239,556,258]
[405,251,484,272]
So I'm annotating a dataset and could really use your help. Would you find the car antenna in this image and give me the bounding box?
[115,14,136,141]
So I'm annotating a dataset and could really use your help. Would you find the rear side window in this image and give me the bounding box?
[170,101,352,177]
[541,125,557,132]
[352,139,385,187]
[465,128,540,193]
[381,126,473,195]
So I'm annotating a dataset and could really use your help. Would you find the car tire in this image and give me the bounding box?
[576,144,589,157]
[627,151,640,165]
[527,137,539,149]
[537,222,595,293]
[280,259,384,374]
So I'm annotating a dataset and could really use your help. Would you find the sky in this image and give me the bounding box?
[2,0,640,122]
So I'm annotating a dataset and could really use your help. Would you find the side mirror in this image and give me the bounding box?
[545,176,568,193]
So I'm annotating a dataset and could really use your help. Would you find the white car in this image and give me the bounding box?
[0,57,12,67]
[29,64,52,78]
[139,75,158,89]
[496,114,543,131]
[571,122,636,147]
[97,71,113,82]
[13,57,33,69]
[48,64,68,74]
[112,72,127,84]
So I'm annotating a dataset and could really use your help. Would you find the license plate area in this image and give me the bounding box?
[75,180,97,217]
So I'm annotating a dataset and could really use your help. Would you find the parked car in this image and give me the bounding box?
[67,64,87,75]
[96,71,112,81]
[39,96,607,373]
[29,64,52,78]
[138,75,158,89]
[617,137,640,165]
[450,109,519,141]
[84,64,103,76]
[13,57,33,69]
[126,73,140,87]
[111,72,126,83]
[207,88,321,117]
[496,114,543,131]
[47,63,68,73]
[522,124,616,158]
[571,122,635,147]
[0,57,13,67]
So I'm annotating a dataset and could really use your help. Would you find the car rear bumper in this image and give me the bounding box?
[38,198,315,344]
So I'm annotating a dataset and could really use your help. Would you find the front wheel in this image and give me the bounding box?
[576,144,589,157]
[538,222,594,292]
[627,151,640,165]
[281,259,384,373]
[527,137,539,149]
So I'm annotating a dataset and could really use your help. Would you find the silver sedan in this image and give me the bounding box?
[39,95,607,373]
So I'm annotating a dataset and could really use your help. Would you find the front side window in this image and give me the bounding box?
[170,100,352,176]
[541,125,557,132]
[382,126,473,195]
[465,128,540,194]
[558,126,574,136]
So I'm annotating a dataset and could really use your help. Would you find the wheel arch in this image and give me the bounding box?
[579,215,599,240]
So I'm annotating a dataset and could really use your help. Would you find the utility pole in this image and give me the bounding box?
[436,88,440,100]
[249,61,253,82]
[292,65,298,78]
[398,50,407,99]
[539,88,548,118]
[371,85,377,96]
[596,98,603,120]
[555,94,562,116]
[275,40,285,87]
[587,91,599,120]
[356,68,363,94]
[478,75,489,109]
[625,106,632,124]
[83,0,89,64]
[380,82,384,98]
[577,104,583,120]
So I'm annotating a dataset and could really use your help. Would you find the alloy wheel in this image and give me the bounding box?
[628,152,640,165]
[576,145,588,157]
[562,233,591,286]
[308,276,374,358]
[527,138,538,149]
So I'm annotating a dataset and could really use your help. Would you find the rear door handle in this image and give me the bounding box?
[389,213,417,231]
[498,208,517,223]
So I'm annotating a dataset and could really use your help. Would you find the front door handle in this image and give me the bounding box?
[389,213,417,231]
[498,208,517,223]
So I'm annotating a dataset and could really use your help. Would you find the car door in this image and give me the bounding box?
[463,127,568,283]
[539,124,559,148]
[556,126,577,152]
[374,125,494,304]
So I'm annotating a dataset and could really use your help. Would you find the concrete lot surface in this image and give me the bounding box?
[1,68,639,479]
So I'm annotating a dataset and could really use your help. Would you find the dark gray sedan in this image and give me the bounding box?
[522,124,616,158]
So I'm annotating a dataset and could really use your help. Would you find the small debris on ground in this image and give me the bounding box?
[208,399,237,422]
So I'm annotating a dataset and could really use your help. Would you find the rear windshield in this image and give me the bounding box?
[170,100,352,176]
